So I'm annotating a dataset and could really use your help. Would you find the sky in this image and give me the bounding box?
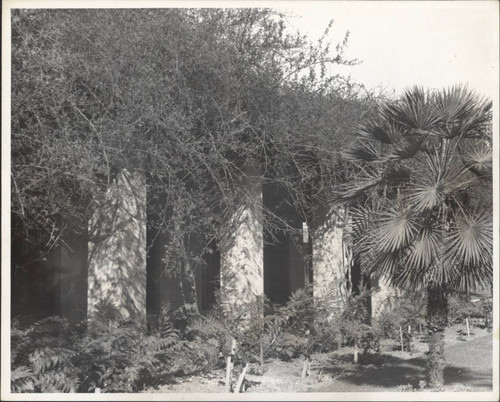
[2,0,498,98]
[277,1,499,100]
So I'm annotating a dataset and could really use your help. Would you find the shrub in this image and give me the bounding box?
[11,303,195,393]
[448,293,492,328]
[375,291,426,340]
[358,326,381,356]
[11,316,81,392]
[181,286,330,364]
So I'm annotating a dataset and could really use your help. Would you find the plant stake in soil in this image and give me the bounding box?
[235,363,249,393]
[225,337,237,392]
[400,326,404,352]
[301,356,311,378]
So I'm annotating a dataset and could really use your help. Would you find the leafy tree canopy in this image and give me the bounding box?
[11,8,377,258]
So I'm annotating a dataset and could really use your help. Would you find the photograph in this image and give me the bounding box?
[1,1,498,400]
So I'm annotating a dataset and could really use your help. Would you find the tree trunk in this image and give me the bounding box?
[426,284,448,389]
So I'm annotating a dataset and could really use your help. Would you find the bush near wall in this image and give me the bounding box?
[375,292,427,340]
[448,293,493,328]
[11,304,209,393]
[12,287,385,393]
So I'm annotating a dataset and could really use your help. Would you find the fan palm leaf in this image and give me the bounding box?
[355,120,402,144]
[406,151,465,212]
[431,86,492,139]
[373,207,416,253]
[385,135,426,160]
[335,167,382,202]
[342,141,383,163]
[380,86,441,131]
[404,222,443,272]
[365,251,401,283]
[449,261,493,293]
[348,203,375,243]
[431,85,478,122]
[463,145,492,182]
[445,208,492,269]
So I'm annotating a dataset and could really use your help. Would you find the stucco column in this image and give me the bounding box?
[371,275,396,318]
[312,206,351,317]
[220,166,263,319]
[87,169,147,320]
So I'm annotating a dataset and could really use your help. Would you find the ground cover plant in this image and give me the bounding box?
[11,306,190,393]
[11,279,493,393]
[8,284,371,393]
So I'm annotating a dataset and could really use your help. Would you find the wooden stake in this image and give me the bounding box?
[225,356,233,392]
[231,337,237,355]
[259,336,264,367]
[353,339,359,364]
[419,322,422,335]
[466,318,470,337]
[235,363,249,393]
[400,326,404,352]
[301,358,309,377]
[407,326,412,353]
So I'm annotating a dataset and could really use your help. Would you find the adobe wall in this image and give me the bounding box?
[219,166,264,318]
[87,169,147,320]
[312,206,351,316]
[371,275,397,318]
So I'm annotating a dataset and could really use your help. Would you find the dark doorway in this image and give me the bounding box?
[350,258,372,323]
[200,240,220,312]
[11,217,88,325]
[263,183,309,305]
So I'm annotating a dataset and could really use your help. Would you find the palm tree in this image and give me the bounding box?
[337,85,493,388]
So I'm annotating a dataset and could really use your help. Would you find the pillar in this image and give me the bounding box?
[220,166,263,318]
[371,275,397,318]
[87,169,147,320]
[312,206,351,317]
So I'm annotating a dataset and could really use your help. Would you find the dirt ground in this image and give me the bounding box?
[145,323,493,393]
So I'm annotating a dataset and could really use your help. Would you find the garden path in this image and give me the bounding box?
[146,324,493,393]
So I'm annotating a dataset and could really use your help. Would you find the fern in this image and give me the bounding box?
[11,366,35,393]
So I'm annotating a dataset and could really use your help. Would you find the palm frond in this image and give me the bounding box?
[431,85,476,122]
[407,147,474,212]
[385,135,426,160]
[355,120,402,144]
[391,262,428,291]
[449,261,493,293]
[406,156,451,211]
[404,223,443,271]
[341,141,383,163]
[11,366,35,393]
[363,248,408,289]
[430,85,492,139]
[464,145,492,181]
[374,207,416,253]
[334,168,382,202]
[380,86,441,130]
[445,208,493,269]
[349,202,379,240]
